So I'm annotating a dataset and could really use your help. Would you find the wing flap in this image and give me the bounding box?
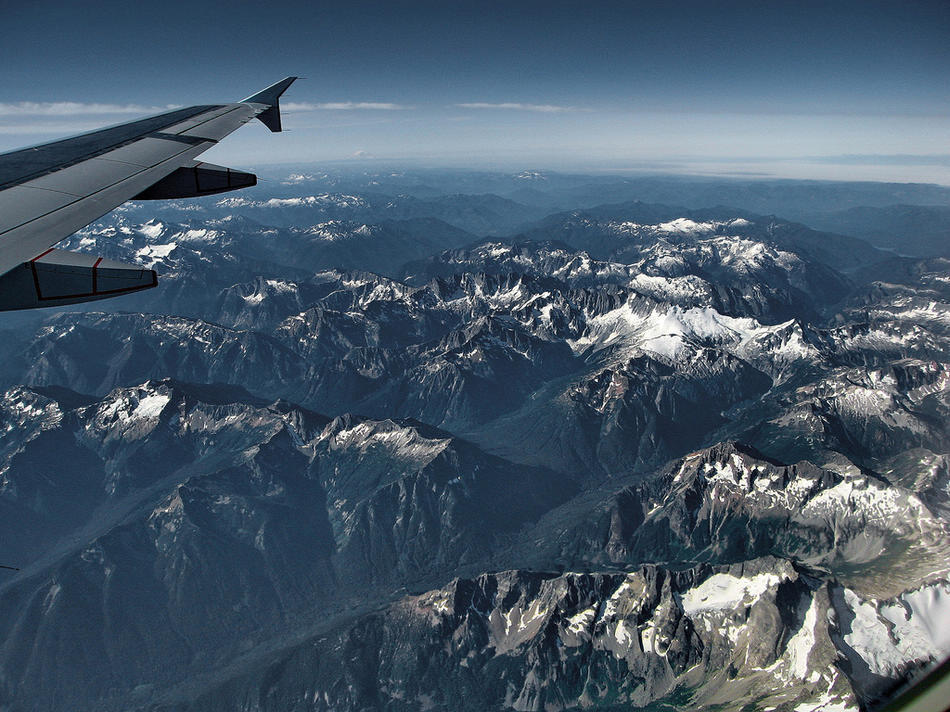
[0,248,156,311]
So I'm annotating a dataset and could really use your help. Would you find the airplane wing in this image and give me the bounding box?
[0,76,297,311]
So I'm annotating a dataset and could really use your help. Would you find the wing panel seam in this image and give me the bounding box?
[0,141,206,237]
[93,157,151,169]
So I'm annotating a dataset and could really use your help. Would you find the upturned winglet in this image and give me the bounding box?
[240,76,298,133]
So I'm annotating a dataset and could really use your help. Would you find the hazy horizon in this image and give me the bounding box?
[1,0,947,184]
[242,154,950,187]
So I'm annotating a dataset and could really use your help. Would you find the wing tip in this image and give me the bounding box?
[240,77,298,107]
[241,76,298,133]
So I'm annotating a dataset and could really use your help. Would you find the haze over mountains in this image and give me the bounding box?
[0,169,948,712]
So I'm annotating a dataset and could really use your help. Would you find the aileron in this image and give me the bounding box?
[177,106,258,141]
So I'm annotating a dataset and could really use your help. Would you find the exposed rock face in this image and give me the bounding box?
[565,443,949,591]
[0,382,576,712]
[173,559,950,712]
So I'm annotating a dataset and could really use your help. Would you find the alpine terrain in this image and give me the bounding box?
[0,170,948,712]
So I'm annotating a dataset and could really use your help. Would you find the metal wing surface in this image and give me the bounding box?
[0,77,296,310]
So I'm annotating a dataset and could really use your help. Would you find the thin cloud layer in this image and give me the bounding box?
[0,102,180,116]
[282,102,410,111]
[455,102,581,113]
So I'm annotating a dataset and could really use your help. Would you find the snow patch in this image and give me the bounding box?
[681,572,785,614]
[132,394,170,420]
[656,218,717,235]
[787,596,820,681]
[138,221,164,239]
[841,582,950,678]
[135,243,177,268]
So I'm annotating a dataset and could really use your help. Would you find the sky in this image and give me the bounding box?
[0,0,948,182]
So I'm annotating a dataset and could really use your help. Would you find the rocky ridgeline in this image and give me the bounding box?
[170,558,950,712]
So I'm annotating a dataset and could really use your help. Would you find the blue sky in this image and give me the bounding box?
[1,0,948,182]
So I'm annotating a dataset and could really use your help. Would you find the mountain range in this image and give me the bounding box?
[0,171,947,712]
